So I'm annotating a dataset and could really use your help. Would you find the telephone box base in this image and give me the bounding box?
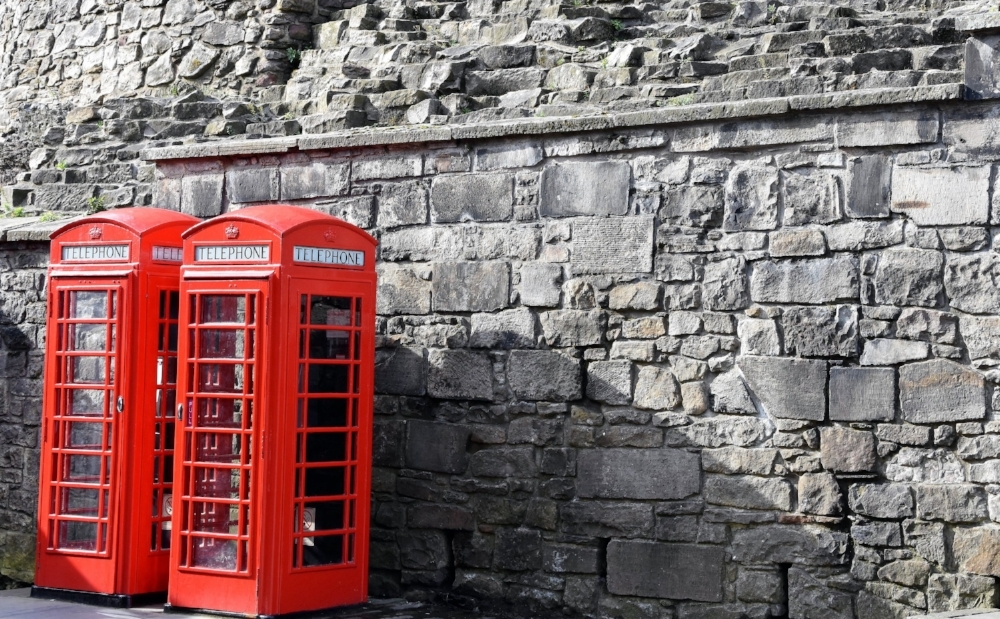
[30,586,166,608]
[164,602,366,619]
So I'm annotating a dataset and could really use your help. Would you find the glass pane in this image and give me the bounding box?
[65,455,102,482]
[191,538,237,571]
[61,487,99,516]
[308,330,350,360]
[70,324,106,351]
[168,291,180,320]
[305,501,345,531]
[308,365,348,393]
[70,357,105,384]
[194,433,243,465]
[192,502,238,533]
[193,467,240,499]
[201,296,246,324]
[58,521,97,551]
[303,535,344,566]
[70,291,107,319]
[65,422,103,448]
[305,433,347,463]
[310,297,351,326]
[200,330,245,358]
[304,467,345,497]
[355,299,361,326]
[196,398,243,428]
[69,390,105,416]
[198,364,244,393]
[306,399,348,427]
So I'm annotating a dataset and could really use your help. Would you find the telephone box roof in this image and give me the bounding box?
[182,204,377,245]
[50,207,198,239]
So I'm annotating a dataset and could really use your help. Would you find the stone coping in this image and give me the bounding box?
[0,215,85,242]
[910,611,1000,618]
[142,83,963,162]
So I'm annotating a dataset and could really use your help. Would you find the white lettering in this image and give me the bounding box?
[61,244,130,262]
[194,245,270,262]
[293,245,365,268]
[152,246,183,262]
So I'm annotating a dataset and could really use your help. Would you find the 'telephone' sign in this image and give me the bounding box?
[194,245,270,262]
[61,244,130,262]
[293,246,365,267]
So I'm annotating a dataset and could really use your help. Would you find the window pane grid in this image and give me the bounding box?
[152,290,179,553]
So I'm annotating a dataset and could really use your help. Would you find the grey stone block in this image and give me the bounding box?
[704,475,794,510]
[724,162,778,231]
[851,521,901,546]
[820,427,877,473]
[353,155,423,181]
[475,144,542,170]
[606,540,724,602]
[493,528,542,571]
[376,265,431,315]
[750,257,858,304]
[559,501,653,538]
[633,366,681,411]
[874,248,943,308]
[577,448,700,500]
[226,167,279,203]
[469,308,536,349]
[378,181,429,229]
[859,339,929,366]
[433,262,510,312]
[661,185,723,227]
[799,473,842,516]
[829,367,895,422]
[703,257,749,311]
[469,446,537,477]
[427,349,494,400]
[586,360,633,405]
[404,420,471,474]
[945,253,1000,314]
[781,169,840,225]
[782,305,858,358]
[408,504,475,531]
[508,350,582,401]
[825,220,903,250]
[539,162,630,217]
[848,483,914,519]
[739,356,826,421]
[570,216,654,274]
[891,165,990,226]
[710,371,757,415]
[281,162,350,200]
[543,543,600,574]
[927,573,998,612]
[917,484,989,523]
[899,359,986,423]
[181,173,224,217]
[966,35,1000,100]
[769,229,826,257]
[847,154,892,217]
[373,420,404,467]
[519,263,562,307]
[431,173,514,223]
[731,525,849,565]
[608,281,662,310]
[540,309,603,346]
[837,110,939,148]
[375,347,426,396]
[788,568,854,619]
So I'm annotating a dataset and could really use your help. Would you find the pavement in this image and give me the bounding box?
[0,588,494,619]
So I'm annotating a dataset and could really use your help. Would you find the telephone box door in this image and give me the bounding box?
[169,279,268,614]
[274,279,374,612]
[37,280,127,593]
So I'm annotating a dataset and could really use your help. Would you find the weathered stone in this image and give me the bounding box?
[917,484,989,523]
[680,381,709,415]
[899,359,986,424]
[507,350,582,401]
[709,371,757,415]
[702,447,782,475]
[855,590,918,619]
[577,449,700,500]
[891,165,990,226]
[739,356,826,421]
[469,446,537,478]
[431,173,513,223]
[904,519,947,565]
[731,525,849,566]
[829,367,895,422]
[664,416,770,448]
[281,162,349,200]
[927,573,998,612]
[838,110,939,148]
[378,181,429,228]
[878,559,931,588]
[940,226,990,251]
[737,318,780,356]
[896,308,958,344]
[405,420,471,474]
[945,253,1000,314]
[181,174,223,218]
[782,305,858,357]
[724,162,778,231]
[873,248,943,308]
[178,42,220,78]
[799,473,842,516]
[703,256,749,311]
[821,427,877,473]
[607,540,724,602]
[769,228,826,257]
[570,217,654,274]
[470,308,536,349]
[847,155,891,218]
[782,169,840,225]
[226,167,279,204]
[427,349,493,400]
[375,347,427,396]
[875,424,931,447]
[825,220,904,251]
[633,366,681,411]
[852,521,902,547]
[622,317,667,339]
[661,185,723,227]
[559,501,653,538]
[543,543,599,574]
[539,162,630,217]
[859,339,929,366]
[954,526,1000,578]
[958,435,1000,460]
[540,310,603,347]
[433,262,509,312]
[609,281,662,310]
[848,483,914,519]
[493,528,541,571]
[886,448,964,483]
[750,257,858,304]
[704,475,794,510]
[586,360,633,405]
[519,263,562,307]
[788,568,854,619]
[377,265,431,315]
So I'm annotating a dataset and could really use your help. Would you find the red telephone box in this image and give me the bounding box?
[167,205,377,617]
[34,208,199,607]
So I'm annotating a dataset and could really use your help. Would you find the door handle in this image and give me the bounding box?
[116,396,124,413]
[177,404,184,420]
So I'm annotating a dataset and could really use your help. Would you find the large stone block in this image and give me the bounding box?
[508,350,582,401]
[731,525,849,566]
[781,169,840,225]
[539,162,630,217]
[702,447,782,475]
[226,167,279,203]
[847,155,892,218]
[661,185,723,227]
[519,263,562,307]
[570,216,654,274]
[181,173,223,217]
[577,448,700,500]
[469,308,536,349]
[540,309,603,346]
[559,502,653,538]
[606,540,724,602]
[829,367,895,422]
[782,305,858,358]
[945,253,1000,314]
[859,339,929,366]
[493,528,542,571]
[799,473,843,516]
[427,349,494,400]
[431,173,514,223]
[899,359,986,423]
[788,568,854,619]
[837,110,939,148]
[377,181,429,229]
[927,573,998,612]
[739,356,826,421]
[825,220,903,251]
[958,312,1000,359]
[873,248,943,308]
[375,347,426,396]
[917,485,989,523]
[891,165,990,226]
[633,366,681,411]
[376,265,431,315]
[820,427,877,473]
[750,257,859,304]
[469,446,537,477]
[586,360,633,405]
[703,257,749,311]
[608,281,662,310]
[848,483,914,519]
[405,420,471,474]
[704,475,794,510]
[724,162,778,231]
[280,162,349,200]
[433,262,510,312]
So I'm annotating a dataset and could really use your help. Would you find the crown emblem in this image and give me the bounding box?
[88,226,102,239]
[225,224,239,239]
[324,228,336,242]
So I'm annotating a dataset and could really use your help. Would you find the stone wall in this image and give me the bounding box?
[134,98,1000,619]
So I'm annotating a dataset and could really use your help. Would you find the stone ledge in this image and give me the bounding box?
[909,611,1000,618]
[3,215,85,242]
[957,13,1000,34]
[141,84,964,162]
